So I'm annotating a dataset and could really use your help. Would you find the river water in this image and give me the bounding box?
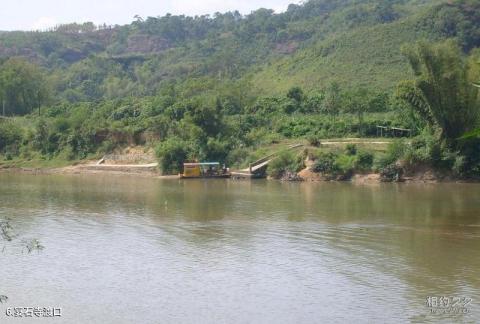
[0,173,479,323]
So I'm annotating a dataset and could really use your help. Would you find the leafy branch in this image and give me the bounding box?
[1,218,44,303]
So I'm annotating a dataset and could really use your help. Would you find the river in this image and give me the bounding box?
[0,173,479,323]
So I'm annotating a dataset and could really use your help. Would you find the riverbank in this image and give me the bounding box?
[297,164,479,184]
[0,162,169,178]
[0,139,476,183]
[1,162,477,184]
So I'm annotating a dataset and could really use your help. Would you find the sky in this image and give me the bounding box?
[0,0,300,31]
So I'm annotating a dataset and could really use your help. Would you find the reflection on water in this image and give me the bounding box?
[0,174,479,323]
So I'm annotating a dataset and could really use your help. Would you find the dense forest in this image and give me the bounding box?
[0,0,479,179]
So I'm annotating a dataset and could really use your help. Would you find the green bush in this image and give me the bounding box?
[311,149,375,177]
[155,137,191,174]
[355,150,374,170]
[98,140,115,155]
[452,155,466,175]
[66,132,93,159]
[380,164,403,182]
[226,147,249,167]
[345,144,357,156]
[307,135,321,147]
[56,146,76,161]
[402,133,442,166]
[204,138,229,163]
[335,154,356,177]
[312,152,339,173]
[268,151,303,179]
[375,140,407,169]
[0,122,23,151]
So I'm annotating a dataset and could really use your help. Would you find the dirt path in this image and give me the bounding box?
[321,141,391,145]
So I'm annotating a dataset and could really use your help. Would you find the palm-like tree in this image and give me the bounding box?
[397,41,479,144]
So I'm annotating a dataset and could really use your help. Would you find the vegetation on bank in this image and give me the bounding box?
[262,41,480,181]
[0,0,479,180]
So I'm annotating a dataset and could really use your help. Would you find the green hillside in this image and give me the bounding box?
[250,0,480,94]
[251,9,429,93]
[0,0,478,100]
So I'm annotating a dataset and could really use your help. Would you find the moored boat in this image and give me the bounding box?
[180,162,231,179]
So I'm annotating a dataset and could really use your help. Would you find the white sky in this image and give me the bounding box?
[0,0,300,31]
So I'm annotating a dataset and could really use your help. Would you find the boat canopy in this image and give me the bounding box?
[184,162,221,166]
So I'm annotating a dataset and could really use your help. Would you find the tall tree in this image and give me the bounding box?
[397,41,479,143]
[0,58,50,116]
[322,82,341,123]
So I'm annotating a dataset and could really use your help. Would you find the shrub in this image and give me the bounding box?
[244,128,282,146]
[66,132,92,159]
[387,140,407,161]
[264,132,282,145]
[282,100,299,114]
[155,137,191,174]
[307,135,321,147]
[312,152,338,173]
[452,155,466,176]
[226,147,249,167]
[98,140,115,155]
[345,144,357,156]
[380,164,403,182]
[402,133,442,166]
[375,140,407,169]
[335,154,356,177]
[53,118,71,133]
[312,151,363,179]
[268,151,303,179]
[204,138,229,163]
[355,150,374,170]
[0,122,23,151]
[56,146,76,161]
[287,86,304,102]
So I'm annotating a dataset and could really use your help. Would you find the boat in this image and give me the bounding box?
[180,162,231,179]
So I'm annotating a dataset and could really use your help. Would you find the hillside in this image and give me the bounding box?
[0,0,478,101]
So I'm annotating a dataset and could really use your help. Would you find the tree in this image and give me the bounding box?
[397,41,479,144]
[0,58,51,116]
[155,137,191,174]
[322,82,341,122]
[303,91,324,113]
[0,121,23,152]
[343,88,371,136]
[287,86,304,103]
[432,1,480,51]
[186,99,224,137]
